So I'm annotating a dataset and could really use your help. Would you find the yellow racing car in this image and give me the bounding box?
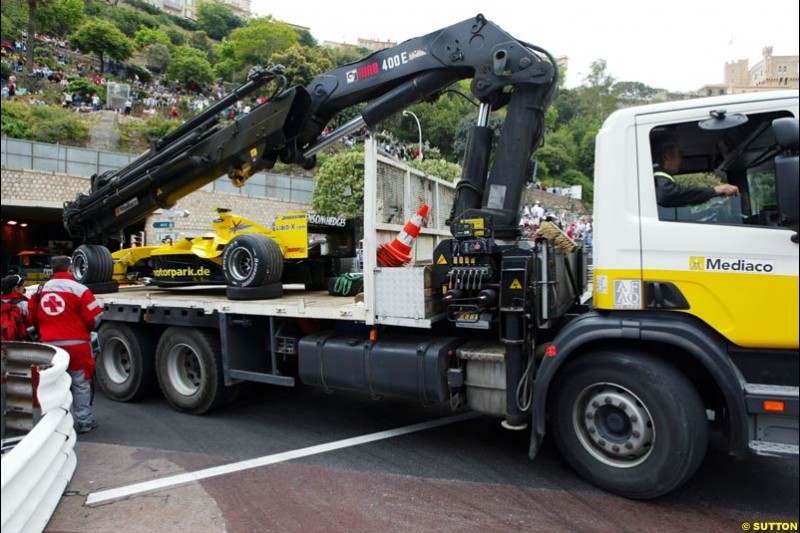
[71,209,358,299]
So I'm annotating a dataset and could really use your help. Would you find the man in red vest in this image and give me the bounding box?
[29,256,103,434]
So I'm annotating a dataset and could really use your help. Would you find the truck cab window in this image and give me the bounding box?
[651,110,793,227]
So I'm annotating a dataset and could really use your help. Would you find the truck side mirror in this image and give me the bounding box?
[773,117,799,226]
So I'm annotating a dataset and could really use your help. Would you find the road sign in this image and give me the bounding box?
[151,221,174,229]
[156,233,180,244]
[161,209,190,218]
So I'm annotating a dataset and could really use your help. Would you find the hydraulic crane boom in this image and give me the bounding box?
[63,14,557,243]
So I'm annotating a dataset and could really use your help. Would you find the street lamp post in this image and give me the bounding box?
[402,110,423,161]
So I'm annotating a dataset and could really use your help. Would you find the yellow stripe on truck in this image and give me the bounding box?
[593,268,799,350]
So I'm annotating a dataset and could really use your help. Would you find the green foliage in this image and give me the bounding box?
[536,142,574,178]
[675,173,721,188]
[70,18,134,71]
[167,46,214,86]
[312,152,365,217]
[2,14,14,40]
[125,0,162,16]
[197,1,242,41]
[108,8,158,37]
[126,63,153,83]
[165,27,188,46]
[119,115,181,153]
[83,0,109,17]
[561,168,594,205]
[67,77,101,102]
[0,102,89,144]
[326,46,371,67]
[453,113,504,163]
[145,43,172,73]
[226,17,299,74]
[171,15,197,32]
[134,26,171,50]
[269,44,333,86]
[189,30,211,53]
[37,0,83,38]
[407,158,461,183]
[400,88,476,162]
[2,2,28,39]
[296,29,317,48]
[615,81,663,102]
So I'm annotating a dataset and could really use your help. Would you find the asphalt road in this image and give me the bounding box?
[46,384,799,533]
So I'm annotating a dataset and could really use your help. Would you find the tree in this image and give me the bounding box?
[26,0,53,75]
[1,14,14,41]
[166,27,188,46]
[615,80,662,102]
[269,44,333,86]
[312,152,365,217]
[407,158,461,183]
[167,46,214,87]
[37,0,83,38]
[145,43,171,73]
[134,26,171,50]
[70,18,134,74]
[189,30,217,62]
[452,113,504,164]
[326,45,371,67]
[578,59,619,122]
[227,16,299,70]
[197,0,242,41]
[295,28,316,48]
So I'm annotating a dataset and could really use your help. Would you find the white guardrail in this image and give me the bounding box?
[1,342,76,533]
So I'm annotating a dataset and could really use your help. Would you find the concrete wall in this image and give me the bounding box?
[1,168,310,246]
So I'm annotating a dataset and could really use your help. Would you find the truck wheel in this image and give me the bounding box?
[550,351,708,499]
[155,326,229,414]
[96,322,156,401]
[73,244,113,284]
[222,234,283,288]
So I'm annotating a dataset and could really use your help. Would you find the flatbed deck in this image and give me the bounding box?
[96,284,366,321]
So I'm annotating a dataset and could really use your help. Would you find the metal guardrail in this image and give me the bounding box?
[1,137,314,204]
[1,342,76,533]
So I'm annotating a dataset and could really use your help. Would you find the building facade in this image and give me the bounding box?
[714,46,799,95]
[148,0,251,20]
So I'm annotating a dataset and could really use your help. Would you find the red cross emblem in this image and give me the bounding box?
[41,294,66,316]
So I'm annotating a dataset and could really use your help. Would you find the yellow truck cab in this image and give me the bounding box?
[533,91,798,495]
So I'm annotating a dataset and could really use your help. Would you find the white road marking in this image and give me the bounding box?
[86,412,480,506]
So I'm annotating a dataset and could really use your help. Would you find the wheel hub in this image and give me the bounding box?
[166,343,202,396]
[229,248,253,281]
[574,383,655,468]
[104,338,132,384]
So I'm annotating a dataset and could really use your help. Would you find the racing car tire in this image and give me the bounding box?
[72,244,114,284]
[222,234,283,288]
[84,280,119,294]
[226,282,284,300]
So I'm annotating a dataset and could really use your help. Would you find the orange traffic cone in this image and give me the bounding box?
[377,204,429,267]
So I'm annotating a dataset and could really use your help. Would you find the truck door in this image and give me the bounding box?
[636,97,799,349]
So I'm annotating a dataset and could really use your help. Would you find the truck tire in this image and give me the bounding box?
[96,322,156,401]
[549,351,708,499]
[222,234,283,288]
[72,244,113,284]
[155,326,230,414]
